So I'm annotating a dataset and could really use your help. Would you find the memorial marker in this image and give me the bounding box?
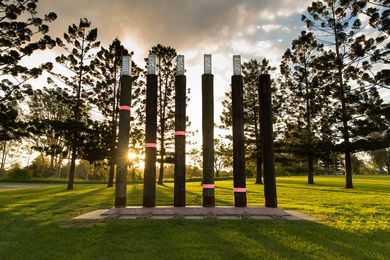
[143,54,158,207]
[259,74,277,208]
[174,55,186,207]
[202,54,215,207]
[115,56,132,208]
[231,55,247,207]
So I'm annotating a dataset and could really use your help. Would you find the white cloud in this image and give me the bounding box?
[261,24,292,33]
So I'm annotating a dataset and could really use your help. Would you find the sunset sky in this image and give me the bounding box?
[27,0,388,146]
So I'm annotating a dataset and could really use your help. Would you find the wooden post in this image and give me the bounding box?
[202,54,215,207]
[231,55,247,207]
[258,74,277,208]
[115,56,132,208]
[143,54,158,207]
[174,55,186,207]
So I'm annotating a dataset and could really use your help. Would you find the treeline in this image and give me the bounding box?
[0,1,190,189]
[219,0,390,188]
[1,0,389,189]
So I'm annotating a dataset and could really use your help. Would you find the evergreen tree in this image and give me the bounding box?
[349,0,389,86]
[28,86,73,177]
[0,0,56,143]
[302,0,386,188]
[142,44,191,185]
[279,31,331,183]
[220,58,275,184]
[92,38,142,187]
[214,138,233,177]
[150,44,176,185]
[53,18,100,190]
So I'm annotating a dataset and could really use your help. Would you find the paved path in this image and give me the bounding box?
[74,207,319,221]
[0,183,58,190]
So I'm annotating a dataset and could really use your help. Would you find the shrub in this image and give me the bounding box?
[6,164,33,179]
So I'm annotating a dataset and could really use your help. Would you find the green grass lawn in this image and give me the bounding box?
[0,175,389,259]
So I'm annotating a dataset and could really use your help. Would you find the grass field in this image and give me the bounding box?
[0,175,389,259]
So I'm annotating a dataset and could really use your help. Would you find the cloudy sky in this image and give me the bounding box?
[32,0,386,147]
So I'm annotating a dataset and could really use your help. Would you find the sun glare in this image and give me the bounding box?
[128,152,137,161]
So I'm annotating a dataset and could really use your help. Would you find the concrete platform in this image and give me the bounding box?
[73,207,319,221]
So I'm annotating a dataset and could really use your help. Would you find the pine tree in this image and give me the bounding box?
[302,0,385,188]
[92,38,142,187]
[53,18,100,190]
[349,0,389,87]
[279,31,331,183]
[220,58,275,184]
[149,44,177,185]
[0,0,56,143]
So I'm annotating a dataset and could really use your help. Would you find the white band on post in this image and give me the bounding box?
[233,55,241,75]
[204,54,212,74]
[148,53,156,75]
[176,55,185,75]
[121,56,131,76]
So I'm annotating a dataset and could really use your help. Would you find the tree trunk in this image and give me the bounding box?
[0,141,7,175]
[325,159,330,175]
[256,152,263,184]
[331,2,352,189]
[308,152,314,184]
[55,153,62,178]
[158,142,164,185]
[108,165,115,187]
[304,60,314,185]
[67,35,85,191]
[49,154,55,177]
[68,146,76,190]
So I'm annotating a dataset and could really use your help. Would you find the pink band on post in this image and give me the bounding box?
[175,131,186,136]
[234,188,246,192]
[203,184,215,189]
[119,105,131,111]
[144,143,157,148]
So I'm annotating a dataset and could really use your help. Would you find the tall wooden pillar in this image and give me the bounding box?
[115,56,132,208]
[143,54,158,207]
[202,54,215,207]
[174,55,186,207]
[258,74,277,208]
[231,55,247,207]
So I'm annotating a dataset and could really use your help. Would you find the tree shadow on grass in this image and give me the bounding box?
[0,185,111,223]
[1,184,389,259]
[276,183,362,194]
[123,182,235,207]
[74,219,390,259]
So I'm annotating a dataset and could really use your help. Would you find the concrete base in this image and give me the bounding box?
[73,207,319,221]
